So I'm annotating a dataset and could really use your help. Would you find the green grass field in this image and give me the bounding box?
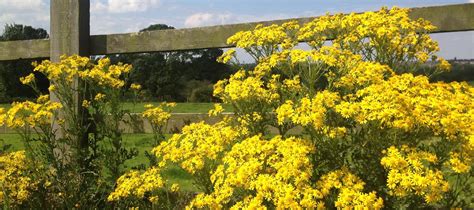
[0,133,197,192]
[0,102,234,114]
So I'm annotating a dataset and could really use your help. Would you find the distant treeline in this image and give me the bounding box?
[432,62,474,83]
[0,24,472,103]
[0,24,234,103]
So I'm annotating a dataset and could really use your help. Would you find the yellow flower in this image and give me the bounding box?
[6,97,62,128]
[448,152,471,174]
[437,58,451,72]
[130,83,142,91]
[0,108,5,126]
[34,55,130,89]
[208,104,224,116]
[94,93,106,101]
[0,151,36,206]
[217,49,236,63]
[153,121,240,175]
[170,184,180,192]
[48,85,56,92]
[82,100,91,108]
[142,103,172,127]
[189,135,319,209]
[381,146,449,203]
[108,167,164,202]
[19,73,35,85]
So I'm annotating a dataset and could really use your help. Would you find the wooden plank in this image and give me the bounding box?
[0,3,473,60]
[88,17,315,55]
[409,3,474,33]
[0,39,49,60]
[90,3,474,55]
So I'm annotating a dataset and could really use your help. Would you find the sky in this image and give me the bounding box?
[0,0,473,59]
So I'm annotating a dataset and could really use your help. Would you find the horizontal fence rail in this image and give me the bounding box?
[1,3,473,61]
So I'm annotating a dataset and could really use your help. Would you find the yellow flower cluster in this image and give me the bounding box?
[298,7,448,72]
[228,24,288,49]
[82,100,91,108]
[381,146,449,203]
[108,167,164,203]
[141,103,175,127]
[4,95,62,128]
[447,152,472,174]
[33,55,89,82]
[225,23,298,59]
[189,135,320,209]
[208,103,224,116]
[0,108,5,126]
[276,90,339,130]
[19,73,36,85]
[153,121,240,174]
[94,93,106,101]
[267,47,360,70]
[213,70,278,104]
[130,83,142,91]
[33,55,130,88]
[222,7,448,75]
[79,58,131,88]
[0,151,35,206]
[110,6,473,208]
[209,7,472,208]
[336,74,474,139]
[335,61,394,90]
[217,49,236,64]
[316,168,384,209]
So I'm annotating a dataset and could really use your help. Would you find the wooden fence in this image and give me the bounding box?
[0,1,473,133]
[1,2,473,61]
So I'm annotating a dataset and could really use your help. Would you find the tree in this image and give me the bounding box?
[0,24,48,41]
[0,24,49,102]
[108,24,231,102]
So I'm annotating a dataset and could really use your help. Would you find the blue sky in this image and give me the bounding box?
[0,0,472,58]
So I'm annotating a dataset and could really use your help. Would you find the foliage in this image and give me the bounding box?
[0,24,48,41]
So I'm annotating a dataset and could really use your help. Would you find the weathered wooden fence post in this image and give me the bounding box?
[50,0,90,61]
[50,0,90,152]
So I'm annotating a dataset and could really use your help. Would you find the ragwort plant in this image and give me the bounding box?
[109,7,472,209]
[0,56,150,208]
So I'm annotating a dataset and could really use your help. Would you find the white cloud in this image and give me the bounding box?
[185,13,215,27]
[0,0,44,11]
[183,12,300,28]
[90,13,168,34]
[92,0,161,13]
[91,1,108,12]
[0,0,49,33]
[186,12,282,28]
